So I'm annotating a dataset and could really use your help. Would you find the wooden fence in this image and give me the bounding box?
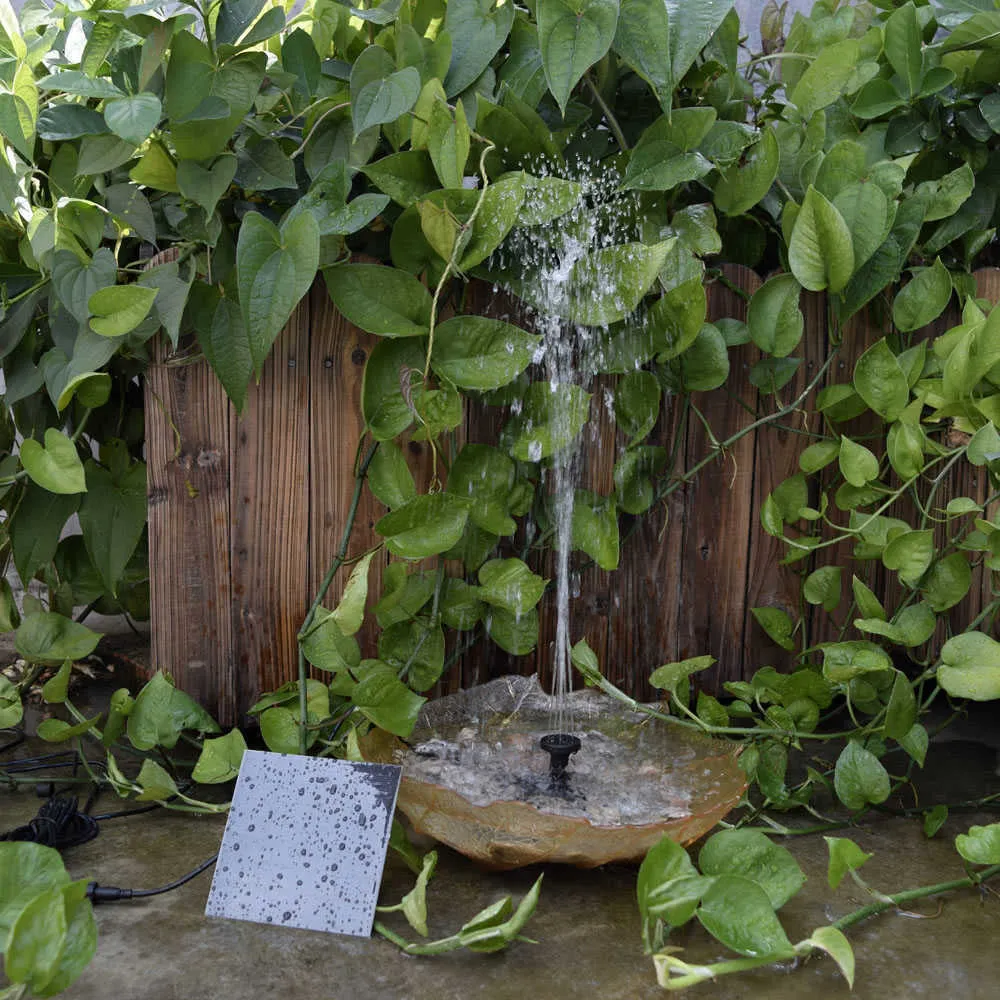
[145,267,1000,724]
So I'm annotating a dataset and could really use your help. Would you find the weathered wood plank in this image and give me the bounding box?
[742,286,827,672]
[145,342,235,722]
[229,305,312,714]
[676,266,761,689]
[307,282,384,661]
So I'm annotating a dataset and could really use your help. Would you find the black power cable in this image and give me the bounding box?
[86,855,218,903]
[1,790,219,903]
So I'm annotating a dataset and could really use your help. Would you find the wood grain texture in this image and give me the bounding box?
[307,282,384,662]
[676,265,761,689]
[145,340,235,722]
[742,286,827,672]
[230,304,311,714]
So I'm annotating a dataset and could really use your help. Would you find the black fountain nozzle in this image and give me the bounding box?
[539,733,581,780]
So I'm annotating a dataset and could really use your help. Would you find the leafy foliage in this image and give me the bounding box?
[4,0,1000,992]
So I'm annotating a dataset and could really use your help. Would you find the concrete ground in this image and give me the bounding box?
[2,669,1000,1000]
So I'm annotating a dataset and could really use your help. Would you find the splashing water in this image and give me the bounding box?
[491,163,643,732]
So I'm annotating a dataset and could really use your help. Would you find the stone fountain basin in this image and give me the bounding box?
[361,675,747,870]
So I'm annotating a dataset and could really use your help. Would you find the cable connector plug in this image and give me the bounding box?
[86,882,135,903]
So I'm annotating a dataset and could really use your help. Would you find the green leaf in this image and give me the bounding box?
[444,0,515,97]
[885,2,923,99]
[192,728,247,783]
[838,437,879,487]
[138,257,194,349]
[680,323,729,391]
[666,0,737,90]
[484,606,539,654]
[893,259,952,333]
[751,607,795,651]
[882,529,934,587]
[714,126,779,217]
[10,487,79,585]
[375,494,471,558]
[51,248,117,324]
[432,316,540,390]
[127,672,220,750]
[649,655,716,694]
[260,705,302,753]
[748,274,803,358]
[478,558,546,614]
[921,553,972,612]
[427,99,470,190]
[369,442,416,509]
[612,0,672,106]
[37,715,101,743]
[5,885,67,992]
[129,142,179,192]
[364,150,442,207]
[853,338,909,422]
[78,460,146,596]
[362,338,427,440]
[353,663,426,736]
[937,632,1000,701]
[135,758,179,801]
[20,429,86,495]
[698,830,805,909]
[832,182,889,271]
[571,490,619,570]
[799,440,840,474]
[790,38,860,118]
[333,551,375,636]
[955,823,1000,865]
[789,186,854,293]
[807,925,855,989]
[237,211,319,376]
[647,277,707,360]
[620,109,715,191]
[803,566,841,612]
[353,66,421,137]
[0,673,23,728]
[923,803,947,837]
[884,670,917,741]
[88,284,158,338]
[696,875,795,959]
[325,264,431,338]
[834,741,890,810]
[15,613,100,665]
[968,422,1000,466]
[104,94,161,145]
[299,609,361,673]
[41,661,72,705]
[824,836,873,890]
[536,0,619,115]
[820,641,892,683]
[379,620,445,691]
[177,154,237,215]
[37,105,109,141]
[0,843,71,942]
[505,381,591,461]
[198,294,253,413]
[614,370,660,439]
[637,836,705,946]
[900,723,929,768]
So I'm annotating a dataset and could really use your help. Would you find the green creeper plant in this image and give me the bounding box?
[3,0,1000,992]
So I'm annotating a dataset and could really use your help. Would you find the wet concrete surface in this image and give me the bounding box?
[2,689,999,999]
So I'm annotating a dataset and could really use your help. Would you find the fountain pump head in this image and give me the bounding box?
[539,733,581,779]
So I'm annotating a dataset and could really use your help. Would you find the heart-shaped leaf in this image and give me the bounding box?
[236,210,320,376]
[176,154,237,214]
[20,429,86,494]
[104,93,162,145]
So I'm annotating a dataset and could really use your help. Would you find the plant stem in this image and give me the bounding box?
[297,439,379,753]
[832,864,1000,932]
[584,73,629,151]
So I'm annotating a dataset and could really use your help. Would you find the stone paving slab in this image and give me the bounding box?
[2,738,999,1000]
